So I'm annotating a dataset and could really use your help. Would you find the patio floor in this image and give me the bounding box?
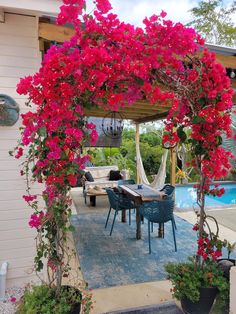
[70,189,236,313]
[71,190,197,289]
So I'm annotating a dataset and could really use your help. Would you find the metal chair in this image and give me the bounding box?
[105,188,135,236]
[159,184,175,198]
[139,199,177,254]
[159,184,177,230]
[118,179,136,212]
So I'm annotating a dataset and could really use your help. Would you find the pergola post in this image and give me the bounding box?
[170,147,176,186]
[135,123,141,184]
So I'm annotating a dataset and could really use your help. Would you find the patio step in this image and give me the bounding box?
[104,301,182,314]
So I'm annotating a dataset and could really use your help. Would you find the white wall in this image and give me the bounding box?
[231,267,236,314]
[0,13,42,288]
[0,0,59,16]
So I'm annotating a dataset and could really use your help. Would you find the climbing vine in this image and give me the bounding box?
[14,0,234,293]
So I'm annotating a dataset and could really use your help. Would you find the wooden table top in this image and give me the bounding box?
[120,184,165,201]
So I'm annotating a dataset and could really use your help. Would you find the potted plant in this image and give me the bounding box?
[16,285,87,314]
[165,216,230,314]
[165,258,228,314]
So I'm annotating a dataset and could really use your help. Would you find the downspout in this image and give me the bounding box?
[0,261,8,301]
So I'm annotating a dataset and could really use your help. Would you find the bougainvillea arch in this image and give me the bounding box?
[15,0,234,293]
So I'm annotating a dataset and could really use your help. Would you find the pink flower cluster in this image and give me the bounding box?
[29,212,45,229]
[23,195,37,202]
[197,236,222,262]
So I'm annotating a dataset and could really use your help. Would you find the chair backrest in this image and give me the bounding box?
[160,184,175,198]
[139,199,175,223]
[118,179,135,186]
[106,188,119,209]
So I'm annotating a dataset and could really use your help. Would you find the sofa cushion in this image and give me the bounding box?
[85,171,94,182]
[85,166,118,180]
[109,170,122,181]
[85,180,119,190]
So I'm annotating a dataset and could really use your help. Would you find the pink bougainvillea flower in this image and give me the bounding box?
[160,10,167,18]
[94,0,112,14]
[15,147,23,159]
[10,296,17,303]
[23,195,37,202]
[28,212,44,229]
[89,129,98,146]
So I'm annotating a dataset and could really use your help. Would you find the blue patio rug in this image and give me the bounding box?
[71,212,199,289]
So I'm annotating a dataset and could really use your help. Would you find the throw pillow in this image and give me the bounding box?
[74,170,85,187]
[109,170,122,181]
[85,171,94,182]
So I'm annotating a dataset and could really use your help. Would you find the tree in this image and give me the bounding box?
[187,0,236,46]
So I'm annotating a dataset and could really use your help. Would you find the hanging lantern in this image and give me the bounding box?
[102,111,124,139]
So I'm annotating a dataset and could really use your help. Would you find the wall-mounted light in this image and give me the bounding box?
[0,94,19,126]
[226,67,236,80]
[230,70,236,79]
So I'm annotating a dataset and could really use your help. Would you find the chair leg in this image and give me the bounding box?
[129,210,131,225]
[105,207,112,229]
[171,219,177,252]
[173,216,177,230]
[110,210,118,236]
[148,220,151,254]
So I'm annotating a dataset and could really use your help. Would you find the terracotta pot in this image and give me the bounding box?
[181,287,218,314]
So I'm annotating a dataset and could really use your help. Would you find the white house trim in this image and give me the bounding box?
[0,0,59,17]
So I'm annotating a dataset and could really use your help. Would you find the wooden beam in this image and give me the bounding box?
[134,111,169,123]
[215,54,236,68]
[39,22,75,43]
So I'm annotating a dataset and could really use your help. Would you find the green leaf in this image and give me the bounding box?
[216,136,222,146]
[198,97,206,106]
[192,116,205,124]
[177,126,187,143]
[38,127,47,137]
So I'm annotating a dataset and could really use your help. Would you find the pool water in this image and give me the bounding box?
[175,183,236,209]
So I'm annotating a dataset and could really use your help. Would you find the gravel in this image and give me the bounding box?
[0,287,24,314]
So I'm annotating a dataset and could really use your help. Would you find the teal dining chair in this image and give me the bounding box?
[105,188,135,236]
[139,198,177,254]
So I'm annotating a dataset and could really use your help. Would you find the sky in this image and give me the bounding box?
[85,0,236,28]
[106,0,199,26]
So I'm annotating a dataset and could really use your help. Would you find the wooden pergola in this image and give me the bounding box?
[38,20,236,185]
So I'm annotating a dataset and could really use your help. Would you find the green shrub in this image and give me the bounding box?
[17,285,82,314]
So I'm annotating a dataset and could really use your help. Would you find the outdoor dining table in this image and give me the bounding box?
[119,184,166,240]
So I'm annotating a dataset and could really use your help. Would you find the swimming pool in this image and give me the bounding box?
[175,183,236,209]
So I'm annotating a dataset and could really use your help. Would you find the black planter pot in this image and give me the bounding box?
[61,285,82,314]
[181,287,218,314]
[70,302,82,314]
